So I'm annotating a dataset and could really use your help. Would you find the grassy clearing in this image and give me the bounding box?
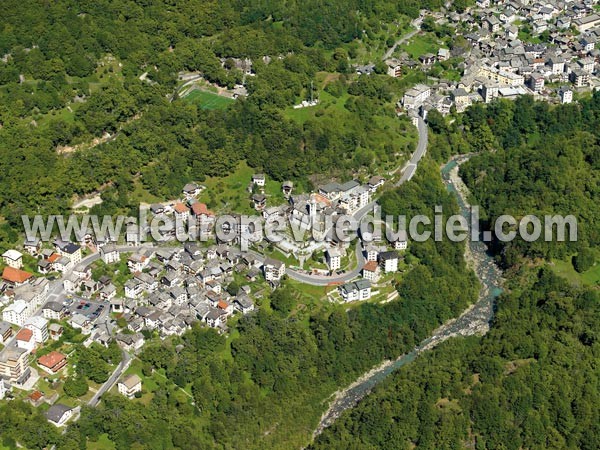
[183,89,234,110]
[199,161,285,214]
[398,32,440,59]
[87,433,116,450]
[550,257,600,287]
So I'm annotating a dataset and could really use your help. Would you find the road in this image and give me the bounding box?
[382,17,423,60]
[88,349,131,407]
[286,116,428,286]
[396,116,428,185]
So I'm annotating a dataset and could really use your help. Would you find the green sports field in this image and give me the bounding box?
[183,89,234,110]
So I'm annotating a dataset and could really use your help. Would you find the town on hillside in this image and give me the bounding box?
[0,171,410,427]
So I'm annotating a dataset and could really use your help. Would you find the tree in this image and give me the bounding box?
[63,376,89,397]
[573,248,595,273]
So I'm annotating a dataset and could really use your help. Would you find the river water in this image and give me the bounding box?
[312,156,504,438]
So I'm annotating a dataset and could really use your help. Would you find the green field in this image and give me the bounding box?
[183,89,234,110]
[550,257,600,287]
[398,32,441,59]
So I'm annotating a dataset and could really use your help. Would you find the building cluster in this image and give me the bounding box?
[111,244,265,335]
[389,1,600,117]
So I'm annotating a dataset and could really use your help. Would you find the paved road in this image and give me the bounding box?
[88,349,131,407]
[396,117,428,185]
[382,17,423,60]
[286,116,428,286]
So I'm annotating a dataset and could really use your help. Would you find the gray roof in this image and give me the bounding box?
[45,404,72,423]
[43,301,64,312]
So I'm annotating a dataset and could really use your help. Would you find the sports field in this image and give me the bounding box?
[183,89,234,110]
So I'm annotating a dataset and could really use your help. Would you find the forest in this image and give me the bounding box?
[311,96,600,449]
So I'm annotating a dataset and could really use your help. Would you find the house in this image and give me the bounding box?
[124,280,143,299]
[24,316,49,343]
[70,313,93,335]
[385,58,402,77]
[49,323,63,341]
[190,202,214,221]
[378,251,399,273]
[182,182,200,197]
[252,193,267,211]
[577,57,595,74]
[23,238,41,256]
[100,244,120,264]
[2,250,23,269]
[2,267,33,287]
[438,48,450,61]
[234,294,255,314]
[367,175,385,192]
[37,259,52,274]
[252,173,266,187]
[559,86,573,104]
[325,248,343,271]
[390,230,408,250]
[362,260,380,282]
[127,253,150,273]
[99,283,117,301]
[570,68,590,87]
[527,73,545,92]
[173,202,189,221]
[0,321,13,344]
[547,57,565,75]
[15,328,35,351]
[282,181,294,197]
[338,279,372,302]
[115,333,145,352]
[150,203,165,215]
[217,299,234,316]
[37,351,67,374]
[451,88,471,111]
[573,14,600,32]
[418,53,436,66]
[0,347,31,385]
[486,16,501,33]
[3,300,31,326]
[263,258,286,282]
[28,390,45,407]
[53,256,72,273]
[45,404,75,427]
[365,244,386,262]
[205,308,227,328]
[54,241,82,265]
[118,374,142,399]
[402,84,431,109]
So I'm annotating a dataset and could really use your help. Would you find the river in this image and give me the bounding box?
[311,156,504,438]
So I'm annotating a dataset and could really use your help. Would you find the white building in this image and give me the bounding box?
[559,86,573,104]
[402,84,431,109]
[118,374,142,399]
[390,230,408,250]
[252,174,266,187]
[3,300,31,326]
[2,250,23,269]
[325,248,343,271]
[263,258,285,282]
[338,280,372,302]
[100,244,120,264]
[24,316,49,343]
[378,251,399,273]
[45,404,76,427]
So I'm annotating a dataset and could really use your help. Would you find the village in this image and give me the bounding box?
[380,0,600,119]
[0,167,410,428]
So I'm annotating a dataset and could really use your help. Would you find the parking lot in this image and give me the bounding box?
[65,297,110,324]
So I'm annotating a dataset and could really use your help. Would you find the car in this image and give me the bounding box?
[76,305,83,310]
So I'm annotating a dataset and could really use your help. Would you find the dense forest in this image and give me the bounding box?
[311,97,600,449]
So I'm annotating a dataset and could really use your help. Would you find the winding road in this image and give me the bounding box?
[286,115,428,286]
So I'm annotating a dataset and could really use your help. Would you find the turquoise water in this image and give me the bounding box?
[314,156,504,435]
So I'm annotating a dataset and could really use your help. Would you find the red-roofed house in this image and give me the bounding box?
[37,351,67,374]
[173,203,189,221]
[15,328,35,351]
[2,267,33,286]
[191,202,214,218]
[217,299,234,316]
[362,260,380,282]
